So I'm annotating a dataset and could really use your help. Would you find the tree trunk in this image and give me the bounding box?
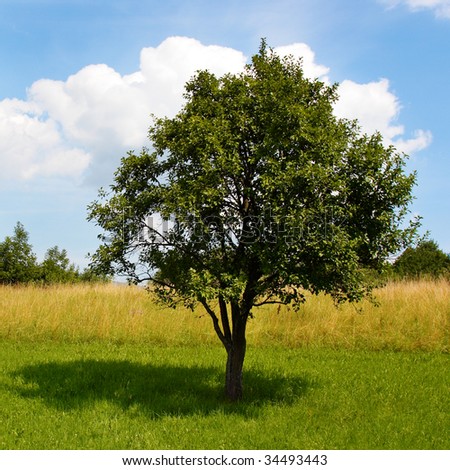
[225,337,246,401]
[225,303,248,401]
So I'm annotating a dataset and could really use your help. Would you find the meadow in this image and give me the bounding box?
[0,279,448,449]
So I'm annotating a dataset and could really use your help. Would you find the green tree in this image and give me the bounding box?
[40,246,79,283]
[88,42,418,401]
[78,266,111,283]
[394,240,450,278]
[0,222,39,284]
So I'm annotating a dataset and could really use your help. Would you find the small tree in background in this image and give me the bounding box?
[0,222,39,284]
[88,42,418,401]
[41,246,79,284]
[0,222,108,285]
[394,240,450,278]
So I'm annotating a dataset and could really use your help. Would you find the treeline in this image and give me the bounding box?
[392,239,450,279]
[0,222,108,285]
[1,222,448,286]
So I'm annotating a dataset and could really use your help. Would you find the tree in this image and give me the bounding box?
[394,240,450,278]
[0,222,39,284]
[40,246,79,283]
[88,42,418,401]
[78,265,111,283]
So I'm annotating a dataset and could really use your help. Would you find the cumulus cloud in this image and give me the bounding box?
[334,78,432,153]
[381,0,450,18]
[273,45,431,155]
[390,129,433,154]
[30,37,246,151]
[0,36,431,183]
[0,98,91,180]
[0,37,246,183]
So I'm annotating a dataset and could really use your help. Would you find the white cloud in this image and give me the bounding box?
[0,36,431,183]
[29,37,247,149]
[391,129,433,154]
[381,0,450,18]
[0,98,91,180]
[334,78,432,154]
[0,37,246,183]
[253,44,431,154]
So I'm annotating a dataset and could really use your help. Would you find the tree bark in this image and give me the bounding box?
[225,338,246,401]
[225,302,248,401]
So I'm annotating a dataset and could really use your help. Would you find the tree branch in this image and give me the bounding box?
[199,298,230,351]
[218,295,232,344]
[253,299,286,307]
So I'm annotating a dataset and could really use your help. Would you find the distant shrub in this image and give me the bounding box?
[0,222,39,284]
[393,240,450,279]
[0,222,109,285]
[40,246,79,284]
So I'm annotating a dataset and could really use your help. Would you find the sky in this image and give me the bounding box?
[0,0,449,269]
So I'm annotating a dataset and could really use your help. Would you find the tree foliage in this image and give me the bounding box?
[394,240,450,278]
[0,222,108,285]
[41,246,79,284]
[0,222,39,284]
[88,42,418,400]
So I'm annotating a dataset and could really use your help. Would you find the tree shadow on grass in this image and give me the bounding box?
[10,360,313,419]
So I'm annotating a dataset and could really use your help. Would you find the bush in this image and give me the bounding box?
[0,222,110,285]
[393,240,450,279]
[0,222,39,284]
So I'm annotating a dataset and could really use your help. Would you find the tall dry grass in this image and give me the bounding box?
[249,279,449,351]
[0,283,213,345]
[0,279,448,351]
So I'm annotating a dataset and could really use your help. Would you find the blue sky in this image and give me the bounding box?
[0,0,449,268]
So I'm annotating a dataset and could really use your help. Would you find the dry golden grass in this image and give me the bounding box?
[249,279,449,351]
[0,279,448,351]
[0,283,212,345]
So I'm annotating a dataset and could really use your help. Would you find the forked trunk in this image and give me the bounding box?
[203,294,254,401]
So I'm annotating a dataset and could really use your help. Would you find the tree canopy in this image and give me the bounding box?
[0,222,108,285]
[394,240,450,278]
[88,42,418,400]
[0,222,38,284]
[41,246,79,284]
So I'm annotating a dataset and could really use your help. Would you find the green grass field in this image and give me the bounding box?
[0,280,449,449]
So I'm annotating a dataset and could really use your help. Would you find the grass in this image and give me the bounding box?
[0,279,448,449]
[1,341,448,449]
[0,279,448,351]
